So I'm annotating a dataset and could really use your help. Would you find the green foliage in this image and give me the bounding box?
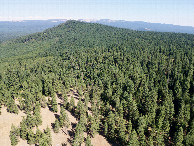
[75,98,86,119]
[34,102,42,126]
[59,106,70,128]
[72,119,86,146]
[128,130,139,146]
[7,98,19,114]
[45,127,52,141]
[88,115,99,137]
[174,127,184,146]
[53,119,60,133]
[39,133,51,146]
[68,96,75,112]
[20,118,28,140]
[104,121,108,136]
[62,93,68,108]
[25,112,36,128]
[137,116,146,146]
[85,136,93,146]
[35,128,43,144]
[38,127,52,146]
[0,21,194,145]
[27,129,35,145]
[51,96,58,113]
[9,124,20,146]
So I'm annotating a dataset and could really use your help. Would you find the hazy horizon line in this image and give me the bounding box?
[0,18,194,27]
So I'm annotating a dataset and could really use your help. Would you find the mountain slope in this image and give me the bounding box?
[0,21,193,146]
[1,20,193,61]
[1,19,194,44]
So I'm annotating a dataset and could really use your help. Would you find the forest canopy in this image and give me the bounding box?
[0,20,193,145]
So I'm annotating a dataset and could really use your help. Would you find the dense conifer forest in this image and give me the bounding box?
[0,21,193,145]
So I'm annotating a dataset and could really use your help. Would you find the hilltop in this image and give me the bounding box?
[1,19,194,43]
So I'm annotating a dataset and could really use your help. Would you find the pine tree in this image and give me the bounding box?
[127,120,132,135]
[72,134,81,146]
[104,121,108,136]
[156,132,165,146]
[73,121,84,146]
[25,112,36,128]
[7,98,19,114]
[69,96,75,112]
[75,98,82,118]
[59,106,70,128]
[39,133,50,146]
[147,132,154,146]
[27,129,35,145]
[109,119,115,140]
[34,111,42,126]
[34,102,42,126]
[44,127,52,145]
[137,116,146,146]
[107,111,116,140]
[127,94,139,121]
[53,119,60,133]
[79,114,87,131]
[118,117,127,144]
[84,92,89,107]
[85,135,93,146]
[89,116,99,137]
[184,126,194,146]
[20,118,28,140]
[174,127,183,146]
[51,96,58,113]
[128,130,139,146]
[35,128,42,144]
[10,124,19,146]
[62,93,68,108]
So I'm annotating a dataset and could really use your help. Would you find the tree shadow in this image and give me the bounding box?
[67,130,74,138]
[54,113,60,119]
[67,138,72,145]
[58,102,64,108]
[98,124,120,146]
[88,107,91,111]
[57,93,63,100]
[51,122,55,129]
[61,143,67,146]
[73,95,79,100]
[73,93,79,97]
[47,104,53,112]
[71,122,77,129]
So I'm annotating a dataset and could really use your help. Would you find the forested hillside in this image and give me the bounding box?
[0,21,193,146]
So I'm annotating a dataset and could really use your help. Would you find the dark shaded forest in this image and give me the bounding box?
[0,21,193,146]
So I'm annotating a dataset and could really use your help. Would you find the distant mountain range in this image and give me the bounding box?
[0,19,67,42]
[80,19,194,34]
[0,19,67,33]
[0,19,193,42]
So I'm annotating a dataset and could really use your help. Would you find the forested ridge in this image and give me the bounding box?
[0,20,193,145]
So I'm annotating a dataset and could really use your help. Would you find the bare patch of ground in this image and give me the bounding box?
[91,134,111,146]
[0,106,25,146]
[0,90,111,146]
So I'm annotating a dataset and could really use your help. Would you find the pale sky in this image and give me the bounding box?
[0,0,194,26]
